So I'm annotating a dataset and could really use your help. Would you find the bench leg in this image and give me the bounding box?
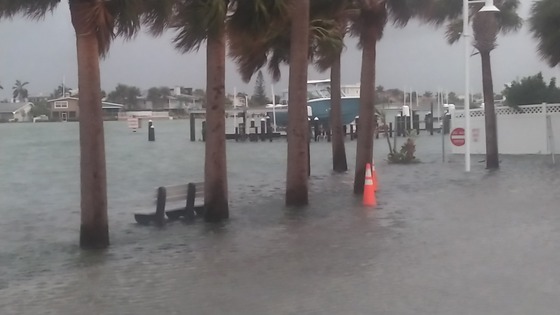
[155,187,167,226]
[185,183,196,220]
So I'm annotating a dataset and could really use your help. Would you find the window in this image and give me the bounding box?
[54,101,68,109]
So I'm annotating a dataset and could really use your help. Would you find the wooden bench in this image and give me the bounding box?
[134,182,205,225]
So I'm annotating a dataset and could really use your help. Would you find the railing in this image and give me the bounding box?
[453,103,560,118]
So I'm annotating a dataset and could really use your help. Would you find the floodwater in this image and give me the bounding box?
[1,120,559,315]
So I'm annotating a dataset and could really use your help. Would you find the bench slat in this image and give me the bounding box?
[154,183,204,198]
[164,184,189,196]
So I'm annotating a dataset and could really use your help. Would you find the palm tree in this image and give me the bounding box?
[348,1,386,194]
[284,0,311,206]
[348,0,435,193]
[312,0,351,173]
[12,80,29,102]
[426,0,521,169]
[149,0,230,220]
[529,0,560,68]
[229,0,340,205]
[1,1,158,249]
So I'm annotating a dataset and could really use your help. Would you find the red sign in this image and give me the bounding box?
[450,128,465,146]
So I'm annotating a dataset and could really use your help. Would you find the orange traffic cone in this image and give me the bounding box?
[372,158,379,192]
[363,163,377,207]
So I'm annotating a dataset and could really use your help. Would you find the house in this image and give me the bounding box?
[47,97,124,121]
[0,102,34,122]
[136,86,203,114]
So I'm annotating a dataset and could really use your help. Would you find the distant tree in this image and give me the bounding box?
[0,82,3,90]
[12,80,29,102]
[107,84,141,110]
[192,89,207,108]
[376,85,385,93]
[50,84,68,99]
[387,88,403,98]
[423,91,433,98]
[448,91,461,105]
[147,86,171,109]
[29,99,50,117]
[251,70,269,106]
[503,72,560,107]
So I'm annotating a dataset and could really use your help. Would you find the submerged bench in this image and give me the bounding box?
[134,182,205,225]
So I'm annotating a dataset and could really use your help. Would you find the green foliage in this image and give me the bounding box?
[251,70,269,106]
[107,83,141,109]
[502,72,560,107]
[228,0,343,82]
[529,0,560,68]
[29,99,50,118]
[12,80,29,101]
[147,86,171,109]
[387,138,420,164]
[171,0,229,54]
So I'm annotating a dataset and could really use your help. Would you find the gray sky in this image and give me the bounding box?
[0,1,558,100]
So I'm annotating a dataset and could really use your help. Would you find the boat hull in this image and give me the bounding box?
[268,97,360,127]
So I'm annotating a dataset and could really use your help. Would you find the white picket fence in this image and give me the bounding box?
[450,103,560,155]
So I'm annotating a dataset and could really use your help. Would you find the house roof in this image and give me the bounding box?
[47,97,124,109]
[47,97,79,102]
[0,102,33,114]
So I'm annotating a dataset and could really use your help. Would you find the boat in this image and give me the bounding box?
[268,79,360,128]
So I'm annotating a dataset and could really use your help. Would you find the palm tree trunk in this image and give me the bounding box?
[354,29,377,194]
[70,1,109,249]
[330,53,348,172]
[480,50,499,169]
[286,0,310,206]
[204,23,229,222]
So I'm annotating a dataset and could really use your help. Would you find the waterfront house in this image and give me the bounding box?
[47,97,124,121]
[0,102,34,122]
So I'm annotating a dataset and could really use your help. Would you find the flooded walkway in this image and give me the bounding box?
[1,121,559,314]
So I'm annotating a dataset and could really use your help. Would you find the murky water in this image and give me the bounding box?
[1,120,559,314]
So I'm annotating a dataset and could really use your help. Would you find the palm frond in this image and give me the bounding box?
[445,18,462,44]
[0,0,59,20]
[496,0,522,34]
[172,0,228,53]
[419,0,462,26]
[348,1,387,47]
[473,11,498,52]
[141,0,176,35]
[529,0,560,67]
[107,0,144,39]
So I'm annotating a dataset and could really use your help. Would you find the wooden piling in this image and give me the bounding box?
[201,120,206,142]
[189,114,196,142]
[148,120,155,142]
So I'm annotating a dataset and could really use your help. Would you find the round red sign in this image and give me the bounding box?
[450,128,465,146]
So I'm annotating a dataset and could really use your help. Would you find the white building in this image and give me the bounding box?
[0,102,34,122]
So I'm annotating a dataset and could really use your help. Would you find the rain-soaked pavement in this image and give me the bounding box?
[1,120,559,314]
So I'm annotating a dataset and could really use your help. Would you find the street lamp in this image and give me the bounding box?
[463,0,499,172]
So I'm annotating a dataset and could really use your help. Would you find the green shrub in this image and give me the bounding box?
[387,138,420,164]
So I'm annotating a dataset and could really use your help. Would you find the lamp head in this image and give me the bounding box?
[479,0,500,12]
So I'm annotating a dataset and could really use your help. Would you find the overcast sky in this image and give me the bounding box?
[0,1,558,100]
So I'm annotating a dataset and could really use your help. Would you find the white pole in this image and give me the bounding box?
[463,0,471,172]
[62,75,65,98]
[271,85,277,132]
[410,88,413,132]
[233,87,237,129]
[437,88,441,130]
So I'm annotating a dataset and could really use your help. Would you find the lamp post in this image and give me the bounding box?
[463,0,499,172]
